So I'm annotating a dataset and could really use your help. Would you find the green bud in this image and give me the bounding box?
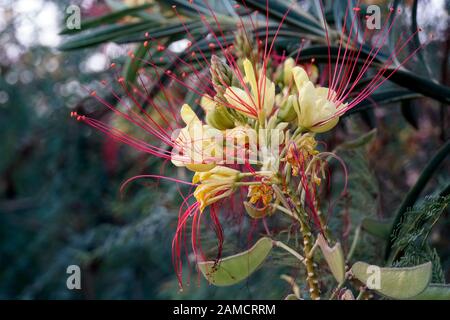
[283,58,296,86]
[277,95,297,122]
[275,58,296,88]
[211,55,237,99]
[206,105,236,130]
[234,28,258,63]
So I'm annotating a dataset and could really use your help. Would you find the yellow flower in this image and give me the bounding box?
[248,184,274,207]
[193,166,241,211]
[286,133,319,177]
[224,59,275,122]
[292,67,347,133]
[171,104,220,172]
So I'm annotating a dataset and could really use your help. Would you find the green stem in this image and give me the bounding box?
[273,204,302,223]
[298,217,321,300]
[273,241,306,265]
[346,225,361,262]
[273,185,321,299]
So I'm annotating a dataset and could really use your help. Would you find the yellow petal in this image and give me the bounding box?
[224,87,257,118]
[310,117,339,133]
[292,66,310,92]
[243,59,258,96]
[260,75,275,116]
[171,157,184,167]
[186,163,216,173]
[209,166,240,177]
[180,104,199,125]
[298,81,316,128]
[200,95,216,113]
[283,58,296,85]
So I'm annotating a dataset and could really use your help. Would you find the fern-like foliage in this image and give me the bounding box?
[393,245,445,283]
[390,195,449,282]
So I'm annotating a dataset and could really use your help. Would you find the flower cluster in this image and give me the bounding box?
[173,55,332,215]
[165,49,337,289]
[70,1,424,293]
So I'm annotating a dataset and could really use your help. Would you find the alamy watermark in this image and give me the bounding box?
[366,5,382,30]
[63,3,384,31]
[366,265,381,290]
[66,5,81,31]
[66,265,81,290]
[171,128,284,170]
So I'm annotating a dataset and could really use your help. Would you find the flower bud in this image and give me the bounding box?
[201,95,236,130]
[234,28,258,63]
[193,166,241,211]
[210,55,238,99]
[283,58,296,85]
[277,95,298,122]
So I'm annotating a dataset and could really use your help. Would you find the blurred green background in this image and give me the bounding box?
[0,0,449,299]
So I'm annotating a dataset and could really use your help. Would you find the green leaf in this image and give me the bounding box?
[294,45,385,66]
[411,284,450,300]
[59,21,158,51]
[393,244,446,284]
[359,108,377,129]
[60,4,154,35]
[335,129,377,151]
[385,142,450,261]
[345,90,423,116]
[387,68,450,105]
[294,46,450,105]
[59,20,205,51]
[361,218,392,240]
[123,43,149,85]
[317,234,346,285]
[198,237,273,286]
[351,261,432,299]
[401,101,420,130]
[333,0,363,44]
[235,0,325,37]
